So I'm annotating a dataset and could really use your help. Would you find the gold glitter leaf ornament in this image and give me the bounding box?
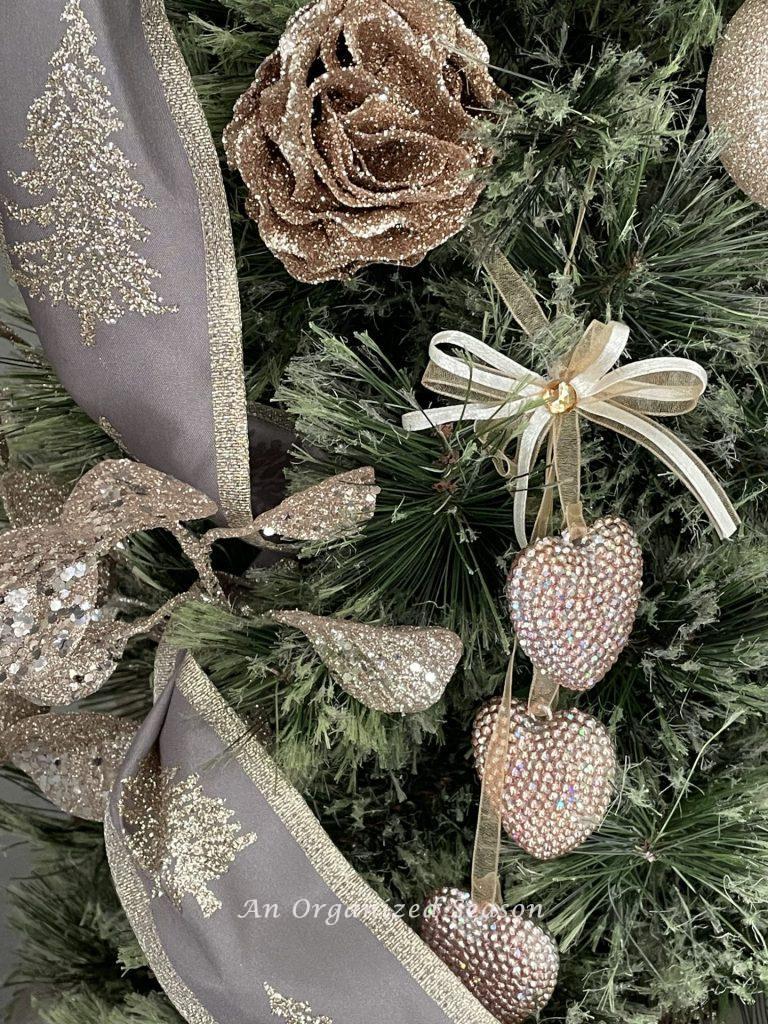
[420,887,559,1024]
[472,698,617,859]
[2,0,178,345]
[708,0,768,206]
[506,517,643,691]
[0,460,218,706]
[3,711,137,820]
[223,0,498,283]
[272,610,463,713]
[251,467,380,544]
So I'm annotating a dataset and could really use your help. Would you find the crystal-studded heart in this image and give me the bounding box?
[506,516,642,691]
[421,887,559,1024]
[472,698,617,859]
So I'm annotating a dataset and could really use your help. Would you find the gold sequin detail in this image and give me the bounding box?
[121,764,257,917]
[0,466,69,527]
[3,0,178,346]
[272,610,463,714]
[264,984,333,1024]
[0,459,217,705]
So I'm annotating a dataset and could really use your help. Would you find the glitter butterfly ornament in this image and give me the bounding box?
[407,250,740,1023]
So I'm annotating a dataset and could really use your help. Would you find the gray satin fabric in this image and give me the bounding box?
[107,654,496,1024]
[0,0,235,510]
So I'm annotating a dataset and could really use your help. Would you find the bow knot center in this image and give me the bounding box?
[544,380,578,415]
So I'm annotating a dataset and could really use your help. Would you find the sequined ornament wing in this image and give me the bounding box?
[0,466,70,528]
[0,0,251,525]
[4,711,137,820]
[272,610,463,713]
[0,691,40,761]
[63,459,218,538]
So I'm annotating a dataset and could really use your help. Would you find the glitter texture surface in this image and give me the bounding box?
[272,609,462,713]
[708,0,768,206]
[121,764,258,917]
[0,460,216,705]
[2,0,177,345]
[223,0,498,283]
[252,467,379,543]
[472,698,617,859]
[420,888,559,1024]
[5,711,136,819]
[0,691,41,761]
[0,467,70,528]
[506,516,643,691]
[264,984,333,1024]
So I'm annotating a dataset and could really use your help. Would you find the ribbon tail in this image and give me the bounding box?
[583,401,740,539]
[471,644,516,908]
[484,249,550,337]
[513,407,552,548]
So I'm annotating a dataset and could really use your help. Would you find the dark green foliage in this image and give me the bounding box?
[3,0,768,1022]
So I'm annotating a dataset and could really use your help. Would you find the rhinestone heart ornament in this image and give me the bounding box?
[421,888,559,1024]
[472,698,617,859]
[507,516,642,691]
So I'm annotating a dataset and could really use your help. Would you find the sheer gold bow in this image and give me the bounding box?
[402,304,739,546]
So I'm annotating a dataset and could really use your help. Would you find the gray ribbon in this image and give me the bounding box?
[0,0,251,526]
[106,649,497,1024]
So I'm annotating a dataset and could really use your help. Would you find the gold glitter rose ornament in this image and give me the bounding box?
[708,0,768,206]
[506,517,643,691]
[223,0,498,283]
[472,698,617,859]
[420,888,559,1024]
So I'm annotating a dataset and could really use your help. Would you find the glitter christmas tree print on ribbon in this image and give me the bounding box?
[0,0,251,525]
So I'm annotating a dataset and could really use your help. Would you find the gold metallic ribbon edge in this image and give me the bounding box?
[104,815,216,1024]
[106,652,499,1024]
[139,0,252,527]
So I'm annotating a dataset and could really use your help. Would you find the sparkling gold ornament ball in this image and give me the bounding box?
[708,0,768,205]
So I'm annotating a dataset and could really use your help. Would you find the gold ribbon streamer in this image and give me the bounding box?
[471,644,515,909]
[401,264,740,546]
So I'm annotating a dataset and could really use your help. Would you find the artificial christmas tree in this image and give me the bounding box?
[0,0,767,1022]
